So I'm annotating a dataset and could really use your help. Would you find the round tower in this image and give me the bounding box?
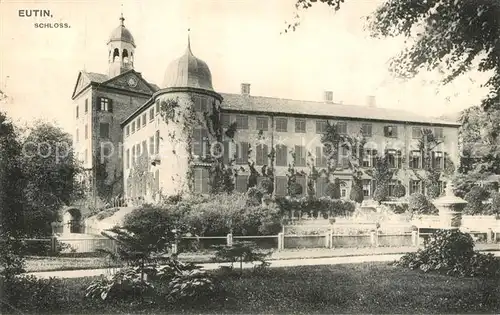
[154,33,223,195]
[107,14,135,78]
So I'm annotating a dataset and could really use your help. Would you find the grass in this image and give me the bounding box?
[24,256,122,272]
[11,262,500,314]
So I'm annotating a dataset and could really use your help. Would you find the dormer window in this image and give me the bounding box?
[98,97,113,112]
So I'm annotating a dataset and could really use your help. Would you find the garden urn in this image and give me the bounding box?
[432,181,467,229]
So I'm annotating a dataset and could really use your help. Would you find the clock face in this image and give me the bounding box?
[127,77,137,87]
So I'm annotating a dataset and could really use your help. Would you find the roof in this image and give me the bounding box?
[219,93,461,127]
[162,37,213,91]
[108,15,135,47]
[73,70,159,96]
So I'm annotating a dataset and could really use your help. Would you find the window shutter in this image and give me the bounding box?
[223,141,229,164]
[316,147,322,167]
[108,99,113,112]
[397,150,402,168]
[393,127,398,137]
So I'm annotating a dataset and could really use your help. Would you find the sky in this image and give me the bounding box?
[0,0,492,132]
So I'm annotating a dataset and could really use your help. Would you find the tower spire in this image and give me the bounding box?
[187,28,191,53]
[119,4,125,26]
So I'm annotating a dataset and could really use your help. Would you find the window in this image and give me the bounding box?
[142,141,147,156]
[100,123,110,139]
[142,114,147,127]
[409,151,421,169]
[276,144,288,166]
[295,119,306,133]
[221,113,231,128]
[102,145,111,161]
[340,146,350,168]
[410,180,421,195]
[362,149,377,167]
[192,128,209,156]
[126,149,130,169]
[155,100,160,115]
[154,169,160,191]
[75,129,79,143]
[388,180,397,197]
[316,177,328,197]
[363,179,371,197]
[361,123,372,137]
[336,122,347,134]
[148,108,154,121]
[235,175,248,193]
[136,143,141,157]
[256,144,268,165]
[99,97,112,112]
[85,99,88,113]
[126,125,130,137]
[275,176,287,196]
[275,118,288,132]
[136,118,141,131]
[201,97,209,112]
[316,120,327,134]
[194,168,209,194]
[434,127,444,139]
[236,142,249,164]
[132,146,136,163]
[132,121,136,133]
[236,115,248,129]
[432,151,444,169]
[316,146,328,167]
[85,124,88,140]
[155,130,160,155]
[386,149,402,168]
[340,181,347,198]
[256,117,268,131]
[76,105,79,119]
[294,145,306,167]
[295,175,306,197]
[149,136,155,155]
[384,125,398,137]
[412,127,422,139]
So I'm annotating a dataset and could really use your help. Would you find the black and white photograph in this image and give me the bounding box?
[0,0,499,314]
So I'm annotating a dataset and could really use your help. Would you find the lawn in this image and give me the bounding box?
[14,262,500,314]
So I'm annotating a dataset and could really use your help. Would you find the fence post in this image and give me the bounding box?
[277,233,284,251]
[171,243,178,255]
[325,230,332,248]
[50,236,57,253]
[487,228,493,243]
[227,233,233,247]
[411,230,418,247]
[370,231,378,247]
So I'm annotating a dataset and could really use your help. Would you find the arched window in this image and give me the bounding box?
[108,50,111,63]
[130,52,134,63]
[123,49,129,63]
[113,48,119,62]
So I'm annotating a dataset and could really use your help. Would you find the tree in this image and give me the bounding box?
[464,186,490,215]
[20,122,83,236]
[288,0,500,176]
[325,179,341,199]
[393,181,406,198]
[349,177,364,204]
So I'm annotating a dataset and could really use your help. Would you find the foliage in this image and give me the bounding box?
[85,267,155,303]
[452,171,489,198]
[349,177,364,203]
[373,183,388,205]
[175,193,282,236]
[211,241,271,274]
[490,192,500,215]
[464,186,490,215]
[0,275,65,313]
[275,196,355,217]
[392,181,406,198]
[0,236,25,278]
[246,187,263,206]
[395,229,500,278]
[325,180,341,199]
[407,193,438,216]
[259,177,274,195]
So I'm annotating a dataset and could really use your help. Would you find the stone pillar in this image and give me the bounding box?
[370,231,378,247]
[325,230,332,248]
[277,232,284,251]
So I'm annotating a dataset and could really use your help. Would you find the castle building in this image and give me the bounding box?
[72,16,461,202]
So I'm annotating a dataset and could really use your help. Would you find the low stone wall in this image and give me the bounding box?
[332,235,372,248]
[284,235,325,249]
[378,234,413,247]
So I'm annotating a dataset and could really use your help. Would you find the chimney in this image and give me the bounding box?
[323,91,333,103]
[367,95,376,108]
[241,83,251,96]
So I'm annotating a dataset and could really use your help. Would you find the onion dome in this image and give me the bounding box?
[162,34,214,91]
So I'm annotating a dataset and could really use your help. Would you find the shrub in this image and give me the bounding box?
[288,182,303,197]
[85,267,155,303]
[246,187,263,206]
[408,193,438,215]
[211,241,271,274]
[1,275,62,312]
[275,196,355,218]
[395,229,500,278]
[325,180,341,199]
[0,236,25,278]
[259,177,274,195]
[349,179,364,203]
[464,186,490,215]
[490,192,500,215]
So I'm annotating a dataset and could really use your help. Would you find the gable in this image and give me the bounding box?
[72,72,92,99]
[101,71,156,95]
